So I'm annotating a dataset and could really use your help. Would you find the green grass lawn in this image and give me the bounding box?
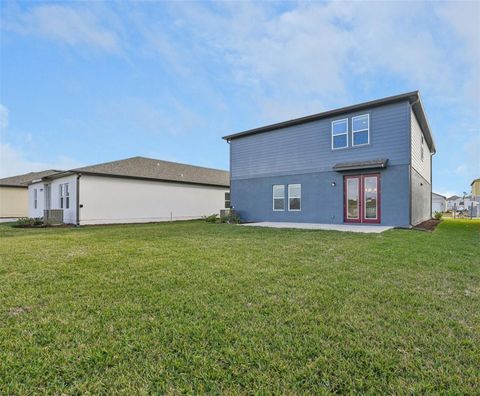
[1,220,479,394]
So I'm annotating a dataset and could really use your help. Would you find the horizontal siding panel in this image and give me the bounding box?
[232,101,411,179]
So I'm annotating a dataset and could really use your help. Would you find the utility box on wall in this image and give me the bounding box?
[44,209,64,225]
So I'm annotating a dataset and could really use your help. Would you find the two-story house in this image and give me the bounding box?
[223,91,435,227]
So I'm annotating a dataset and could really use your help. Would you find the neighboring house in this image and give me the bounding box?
[447,195,479,212]
[223,91,435,227]
[447,195,479,213]
[471,178,480,201]
[431,192,446,214]
[28,157,229,225]
[0,170,62,219]
[446,195,461,210]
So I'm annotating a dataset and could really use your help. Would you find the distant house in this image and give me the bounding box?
[447,195,478,212]
[223,91,435,227]
[0,170,62,219]
[28,157,229,225]
[431,192,446,214]
[471,178,480,201]
[446,195,461,210]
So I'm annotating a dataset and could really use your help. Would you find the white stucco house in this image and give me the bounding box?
[446,195,478,212]
[28,156,229,225]
[431,192,446,215]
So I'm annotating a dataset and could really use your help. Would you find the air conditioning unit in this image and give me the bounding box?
[44,209,64,225]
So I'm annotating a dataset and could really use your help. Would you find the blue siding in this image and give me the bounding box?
[231,165,410,227]
[231,101,411,180]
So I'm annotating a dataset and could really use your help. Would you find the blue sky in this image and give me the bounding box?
[0,0,478,196]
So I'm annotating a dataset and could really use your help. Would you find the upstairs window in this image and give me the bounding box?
[332,119,348,149]
[421,135,425,161]
[273,185,285,211]
[352,114,369,146]
[59,183,70,209]
[288,184,301,211]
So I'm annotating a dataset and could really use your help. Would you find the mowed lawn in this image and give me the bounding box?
[1,220,479,394]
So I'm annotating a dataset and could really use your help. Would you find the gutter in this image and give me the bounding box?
[76,173,82,226]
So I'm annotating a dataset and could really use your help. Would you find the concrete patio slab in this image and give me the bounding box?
[241,222,393,233]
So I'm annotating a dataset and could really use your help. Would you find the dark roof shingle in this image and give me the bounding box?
[0,170,62,187]
[58,157,230,187]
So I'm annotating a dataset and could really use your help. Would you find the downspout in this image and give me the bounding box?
[228,138,232,210]
[408,97,420,226]
[430,152,433,219]
[76,173,82,226]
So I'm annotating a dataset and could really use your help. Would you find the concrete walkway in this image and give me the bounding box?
[0,218,17,223]
[241,222,393,233]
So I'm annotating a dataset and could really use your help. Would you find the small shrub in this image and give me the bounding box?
[221,210,241,224]
[433,211,443,220]
[204,214,219,223]
[16,217,31,226]
[15,217,44,227]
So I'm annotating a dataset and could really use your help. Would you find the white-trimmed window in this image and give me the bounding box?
[224,192,231,209]
[421,135,424,161]
[59,183,70,209]
[288,184,301,211]
[332,119,348,149]
[34,189,37,209]
[273,185,285,211]
[352,114,369,146]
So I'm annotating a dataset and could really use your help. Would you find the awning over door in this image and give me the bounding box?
[333,158,388,172]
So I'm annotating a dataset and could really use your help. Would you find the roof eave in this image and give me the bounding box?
[222,91,421,141]
[411,94,436,154]
[30,170,229,188]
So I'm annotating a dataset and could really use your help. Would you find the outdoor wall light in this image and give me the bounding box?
[331,181,336,187]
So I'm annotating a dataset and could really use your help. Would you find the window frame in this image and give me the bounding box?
[363,175,378,221]
[421,135,425,161]
[224,191,231,209]
[288,184,301,212]
[272,184,285,211]
[331,118,349,150]
[34,188,37,209]
[59,183,70,209]
[352,114,370,147]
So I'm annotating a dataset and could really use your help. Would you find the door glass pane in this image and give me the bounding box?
[364,177,378,219]
[347,178,359,219]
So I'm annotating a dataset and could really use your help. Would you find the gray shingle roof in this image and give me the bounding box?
[0,170,63,187]
[69,157,229,187]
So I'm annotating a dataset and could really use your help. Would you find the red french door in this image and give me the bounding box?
[344,174,381,224]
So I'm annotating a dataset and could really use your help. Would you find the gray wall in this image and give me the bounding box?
[411,167,431,225]
[231,101,411,180]
[231,165,411,227]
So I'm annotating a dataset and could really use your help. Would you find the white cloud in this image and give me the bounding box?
[455,164,467,175]
[7,4,120,52]
[0,104,8,129]
[0,143,81,178]
[162,1,473,123]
